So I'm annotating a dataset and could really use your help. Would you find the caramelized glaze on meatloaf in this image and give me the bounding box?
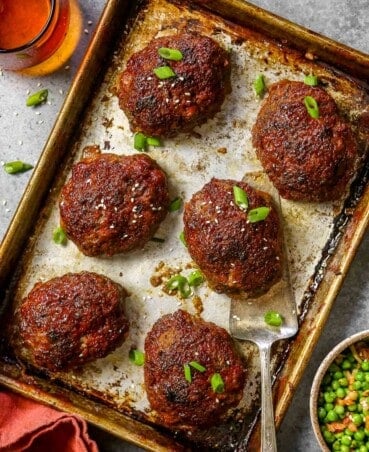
[144,309,245,431]
[183,178,282,294]
[59,152,170,256]
[16,272,129,372]
[117,33,231,137]
[252,80,358,201]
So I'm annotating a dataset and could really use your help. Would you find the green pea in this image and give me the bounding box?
[325,403,334,411]
[326,410,339,422]
[348,403,358,412]
[356,372,365,382]
[332,380,340,390]
[341,435,352,446]
[325,392,336,403]
[332,440,341,451]
[355,430,366,441]
[334,371,344,380]
[338,377,348,387]
[339,445,350,452]
[360,446,368,452]
[336,388,346,399]
[318,407,327,420]
[362,361,369,371]
[353,413,363,426]
[342,360,352,370]
[354,381,363,390]
[334,405,345,415]
[323,429,336,444]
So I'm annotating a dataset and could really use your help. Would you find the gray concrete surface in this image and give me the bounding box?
[1,1,369,451]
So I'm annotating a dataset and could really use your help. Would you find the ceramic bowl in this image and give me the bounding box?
[310,330,369,451]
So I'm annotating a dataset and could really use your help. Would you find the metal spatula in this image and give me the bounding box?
[229,174,298,452]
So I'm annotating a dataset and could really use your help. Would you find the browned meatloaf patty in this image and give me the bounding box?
[117,33,230,137]
[16,272,129,372]
[252,80,358,201]
[59,152,170,256]
[144,309,245,430]
[183,178,282,294]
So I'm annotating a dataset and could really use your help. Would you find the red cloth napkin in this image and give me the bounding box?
[0,390,99,452]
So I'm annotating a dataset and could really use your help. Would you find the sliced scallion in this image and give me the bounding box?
[264,310,283,327]
[166,275,192,298]
[184,363,192,382]
[153,66,176,79]
[304,95,320,119]
[210,373,225,393]
[146,136,161,147]
[4,161,33,174]
[233,185,249,211]
[179,231,187,247]
[189,361,206,372]
[169,197,182,212]
[253,74,266,97]
[247,206,270,223]
[187,270,204,287]
[129,349,145,366]
[304,74,318,86]
[158,47,183,61]
[53,226,67,245]
[26,88,48,107]
[134,132,147,151]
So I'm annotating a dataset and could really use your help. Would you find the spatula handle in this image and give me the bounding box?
[259,343,277,452]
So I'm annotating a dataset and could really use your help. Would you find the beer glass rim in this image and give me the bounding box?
[0,0,56,53]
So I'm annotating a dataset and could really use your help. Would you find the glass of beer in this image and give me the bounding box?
[0,0,82,75]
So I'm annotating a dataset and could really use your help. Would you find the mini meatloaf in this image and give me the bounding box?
[117,33,231,137]
[252,80,358,201]
[183,178,282,294]
[144,309,245,430]
[16,272,129,372]
[59,152,170,256]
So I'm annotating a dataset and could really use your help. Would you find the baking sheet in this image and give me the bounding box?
[1,0,369,449]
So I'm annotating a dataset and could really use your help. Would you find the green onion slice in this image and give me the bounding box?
[166,275,192,298]
[158,47,183,61]
[304,95,320,119]
[247,206,270,223]
[153,66,176,79]
[146,136,161,147]
[4,161,33,174]
[184,363,192,382]
[53,226,67,245]
[129,349,145,366]
[264,310,283,327]
[233,185,249,211]
[189,361,206,372]
[187,270,204,287]
[26,88,48,107]
[253,74,266,97]
[210,373,225,393]
[304,74,318,86]
[134,132,147,151]
[169,197,182,212]
[179,231,187,247]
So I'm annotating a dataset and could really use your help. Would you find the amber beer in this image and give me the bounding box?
[0,0,82,75]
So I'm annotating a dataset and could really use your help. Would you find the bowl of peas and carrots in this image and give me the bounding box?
[310,330,369,452]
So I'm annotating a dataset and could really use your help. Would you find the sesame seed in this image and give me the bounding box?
[132,219,137,223]
[84,29,89,34]
[147,76,152,81]
[263,246,268,250]
[5,208,10,213]
[130,197,134,202]
[88,20,93,25]
[2,200,7,205]
[184,92,191,96]
[109,225,115,229]
[232,315,241,321]
[179,76,184,81]
[59,89,63,95]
